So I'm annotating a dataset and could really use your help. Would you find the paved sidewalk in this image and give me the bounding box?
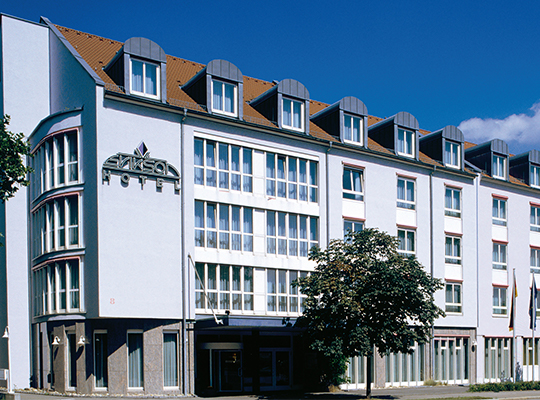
[4,386,540,400]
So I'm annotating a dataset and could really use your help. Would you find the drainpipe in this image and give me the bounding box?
[326,142,332,243]
[429,166,436,381]
[180,108,189,395]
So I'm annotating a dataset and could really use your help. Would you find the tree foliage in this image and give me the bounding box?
[0,115,31,201]
[295,228,444,388]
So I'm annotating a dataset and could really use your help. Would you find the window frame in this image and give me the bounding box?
[343,219,364,238]
[444,187,461,218]
[445,282,462,313]
[282,97,304,132]
[492,287,508,315]
[211,79,238,117]
[445,236,461,265]
[397,228,415,256]
[130,58,160,100]
[397,177,415,210]
[531,205,540,232]
[343,114,363,145]
[492,243,507,270]
[94,330,108,390]
[127,331,144,389]
[492,154,506,180]
[531,165,540,188]
[492,198,507,226]
[397,128,415,157]
[343,167,364,201]
[444,140,461,169]
[163,331,179,389]
[531,248,540,274]
[266,211,318,258]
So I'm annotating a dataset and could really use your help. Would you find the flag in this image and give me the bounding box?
[509,270,518,331]
[530,274,538,330]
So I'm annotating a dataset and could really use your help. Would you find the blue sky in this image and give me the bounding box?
[4,1,540,154]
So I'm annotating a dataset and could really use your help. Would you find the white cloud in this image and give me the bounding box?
[458,101,540,151]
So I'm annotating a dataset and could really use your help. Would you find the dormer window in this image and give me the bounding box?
[282,98,304,131]
[531,165,540,188]
[212,79,237,117]
[344,115,363,145]
[397,129,414,157]
[493,154,506,179]
[130,59,159,99]
[444,141,461,169]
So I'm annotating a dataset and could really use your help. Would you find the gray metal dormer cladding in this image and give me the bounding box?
[105,37,167,103]
[182,59,244,119]
[310,96,368,148]
[368,112,420,160]
[510,150,540,186]
[250,79,310,134]
[419,125,465,171]
[465,139,509,180]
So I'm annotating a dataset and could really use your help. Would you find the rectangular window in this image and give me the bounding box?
[445,187,461,218]
[397,229,415,256]
[194,201,253,251]
[445,236,461,264]
[343,115,363,145]
[444,141,460,168]
[531,248,540,274]
[266,268,308,313]
[492,198,507,226]
[212,79,237,116]
[493,287,507,315]
[492,243,507,270]
[344,219,363,238]
[266,153,317,202]
[531,206,540,231]
[195,264,260,312]
[267,212,318,257]
[128,332,144,388]
[397,129,414,157]
[194,138,252,192]
[531,165,540,188]
[397,177,415,209]
[484,338,511,381]
[163,333,178,387]
[131,59,159,98]
[94,332,108,388]
[492,155,506,179]
[343,167,364,201]
[445,283,462,313]
[282,98,304,131]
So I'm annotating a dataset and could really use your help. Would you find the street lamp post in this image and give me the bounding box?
[2,327,12,393]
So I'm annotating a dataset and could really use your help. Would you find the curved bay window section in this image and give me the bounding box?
[32,194,80,258]
[32,258,81,316]
[31,129,79,199]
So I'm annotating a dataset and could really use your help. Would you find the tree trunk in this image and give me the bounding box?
[366,355,372,399]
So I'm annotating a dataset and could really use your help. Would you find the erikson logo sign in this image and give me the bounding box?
[102,141,180,190]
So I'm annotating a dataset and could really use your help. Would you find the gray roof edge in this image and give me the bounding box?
[29,107,84,140]
[207,59,243,83]
[124,37,167,63]
[40,17,105,86]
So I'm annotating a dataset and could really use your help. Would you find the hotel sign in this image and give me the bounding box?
[102,142,180,190]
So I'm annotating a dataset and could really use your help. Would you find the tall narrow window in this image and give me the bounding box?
[445,236,461,264]
[492,243,507,270]
[344,115,363,145]
[445,187,461,217]
[131,59,159,99]
[212,80,237,116]
[531,248,540,274]
[343,167,364,201]
[163,333,178,387]
[397,177,415,209]
[397,129,414,157]
[531,165,540,188]
[444,141,460,168]
[493,287,507,315]
[532,206,540,231]
[492,198,507,226]
[67,333,77,388]
[68,196,79,246]
[128,332,144,388]
[282,98,303,131]
[94,332,108,388]
[445,283,462,313]
[492,155,506,179]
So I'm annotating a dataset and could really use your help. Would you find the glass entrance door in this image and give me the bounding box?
[260,349,292,390]
[219,350,242,391]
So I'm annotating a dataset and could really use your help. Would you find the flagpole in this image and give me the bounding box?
[513,268,517,383]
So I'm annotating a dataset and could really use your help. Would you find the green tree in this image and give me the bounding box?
[295,228,444,397]
[0,115,31,201]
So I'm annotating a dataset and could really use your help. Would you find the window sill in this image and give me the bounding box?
[212,108,238,118]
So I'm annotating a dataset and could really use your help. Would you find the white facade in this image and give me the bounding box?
[1,12,540,395]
